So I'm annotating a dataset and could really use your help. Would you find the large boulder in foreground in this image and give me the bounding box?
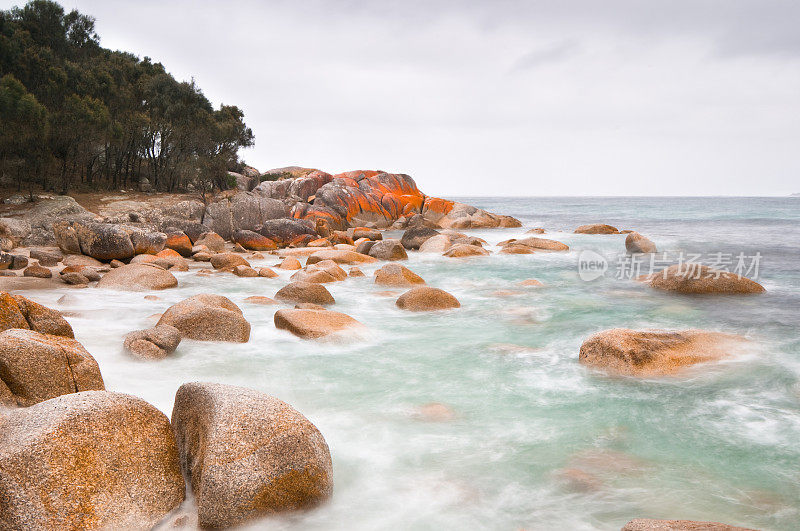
[1,292,73,337]
[374,263,425,287]
[0,329,104,407]
[625,232,657,253]
[171,382,333,528]
[578,328,745,377]
[275,308,362,339]
[575,223,619,234]
[275,281,335,305]
[96,263,178,291]
[0,391,184,529]
[396,287,460,311]
[157,294,250,342]
[645,264,765,294]
[123,325,182,360]
[622,518,755,531]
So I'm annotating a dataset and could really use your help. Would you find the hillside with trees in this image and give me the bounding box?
[0,0,254,195]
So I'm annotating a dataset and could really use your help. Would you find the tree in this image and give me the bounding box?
[0,73,48,194]
[0,0,255,194]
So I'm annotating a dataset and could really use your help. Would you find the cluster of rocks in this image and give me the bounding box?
[0,295,332,529]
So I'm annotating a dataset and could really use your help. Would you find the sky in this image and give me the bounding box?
[6,0,800,196]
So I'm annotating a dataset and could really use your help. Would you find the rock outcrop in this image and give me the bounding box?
[645,264,765,294]
[54,221,166,261]
[0,391,185,529]
[0,328,104,406]
[578,328,745,376]
[171,382,333,528]
[157,294,250,342]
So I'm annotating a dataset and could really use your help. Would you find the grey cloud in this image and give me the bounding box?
[510,40,581,72]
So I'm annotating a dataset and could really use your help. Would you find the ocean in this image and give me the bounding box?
[21,196,800,530]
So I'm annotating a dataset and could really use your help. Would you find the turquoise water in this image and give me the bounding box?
[19,197,800,530]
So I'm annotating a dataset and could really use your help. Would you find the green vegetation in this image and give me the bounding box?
[0,0,254,195]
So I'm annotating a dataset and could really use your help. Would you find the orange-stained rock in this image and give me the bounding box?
[279,257,302,270]
[165,230,193,256]
[171,383,333,528]
[0,391,185,529]
[646,264,764,294]
[374,264,425,287]
[210,253,250,270]
[500,244,536,255]
[307,249,377,265]
[0,329,104,406]
[396,287,460,311]
[233,230,277,251]
[308,238,332,247]
[244,296,276,305]
[349,267,365,277]
[579,328,746,376]
[510,236,569,252]
[1,292,74,337]
[575,224,619,234]
[275,281,335,305]
[157,294,250,343]
[275,308,362,339]
[258,267,278,278]
[443,244,490,258]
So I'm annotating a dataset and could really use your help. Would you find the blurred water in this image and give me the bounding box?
[17,197,800,530]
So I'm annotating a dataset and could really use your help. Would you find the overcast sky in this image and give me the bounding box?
[8,0,800,195]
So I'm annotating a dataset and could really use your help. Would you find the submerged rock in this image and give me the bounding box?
[0,391,184,529]
[0,328,104,407]
[645,264,765,294]
[171,382,333,528]
[157,294,250,342]
[625,232,657,253]
[443,244,490,257]
[621,519,756,531]
[575,224,619,234]
[578,328,745,376]
[275,308,362,339]
[508,236,569,251]
[396,287,460,311]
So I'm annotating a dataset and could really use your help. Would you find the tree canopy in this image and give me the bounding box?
[0,0,254,194]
